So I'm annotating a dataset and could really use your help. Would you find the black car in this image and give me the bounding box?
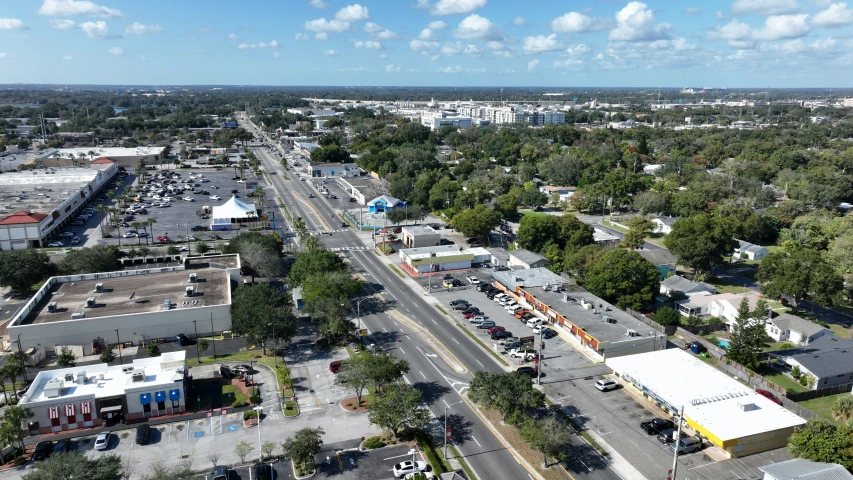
[640,418,675,435]
[503,341,521,351]
[135,424,151,444]
[462,307,482,315]
[490,331,513,340]
[51,438,71,455]
[541,328,557,339]
[452,303,470,311]
[32,442,52,461]
[657,428,677,444]
[191,225,207,232]
[516,366,539,378]
[449,299,468,307]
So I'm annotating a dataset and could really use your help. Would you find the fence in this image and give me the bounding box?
[786,382,853,402]
[625,309,672,335]
[675,327,728,359]
[680,323,727,335]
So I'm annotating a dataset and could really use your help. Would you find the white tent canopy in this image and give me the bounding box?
[211,195,257,229]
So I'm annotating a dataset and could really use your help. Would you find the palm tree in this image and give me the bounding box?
[131,222,144,245]
[87,150,96,162]
[95,205,108,236]
[0,364,11,405]
[113,220,123,247]
[5,362,22,402]
[831,395,853,423]
[145,218,156,245]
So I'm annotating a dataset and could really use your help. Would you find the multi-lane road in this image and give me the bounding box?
[240,116,623,480]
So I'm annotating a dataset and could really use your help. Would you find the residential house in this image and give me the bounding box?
[765,313,833,345]
[508,249,551,269]
[593,228,620,248]
[637,249,678,280]
[734,239,769,261]
[651,216,680,235]
[367,195,405,214]
[539,185,576,203]
[676,292,762,325]
[659,276,717,297]
[760,458,853,480]
[771,336,853,390]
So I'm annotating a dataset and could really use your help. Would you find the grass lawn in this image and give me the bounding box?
[387,264,405,278]
[706,276,752,294]
[828,323,852,339]
[754,363,808,393]
[284,400,299,417]
[186,350,277,370]
[797,394,845,424]
[519,209,549,218]
[762,341,796,353]
[222,384,247,406]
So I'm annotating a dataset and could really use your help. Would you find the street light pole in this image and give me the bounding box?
[357,299,362,346]
[115,329,123,365]
[193,320,199,362]
[444,400,464,459]
[254,405,264,461]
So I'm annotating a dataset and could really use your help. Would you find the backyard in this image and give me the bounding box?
[753,363,809,394]
[797,393,848,424]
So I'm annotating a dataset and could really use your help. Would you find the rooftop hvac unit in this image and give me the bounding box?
[737,402,756,412]
[76,371,86,385]
[71,312,85,319]
[131,371,144,383]
[64,373,74,382]
[185,286,195,297]
[47,302,57,313]
[122,366,134,374]
[95,283,104,293]
[626,329,638,337]
[188,273,197,283]
[86,297,96,308]
[43,377,64,399]
[604,316,616,324]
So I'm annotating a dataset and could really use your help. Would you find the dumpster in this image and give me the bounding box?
[688,342,706,354]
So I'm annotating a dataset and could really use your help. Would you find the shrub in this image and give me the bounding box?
[791,365,802,379]
[780,342,795,350]
[250,393,261,405]
[362,436,386,449]
[243,410,258,420]
[233,399,248,408]
[799,375,808,386]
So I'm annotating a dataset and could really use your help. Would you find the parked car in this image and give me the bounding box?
[449,299,468,307]
[490,331,513,340]
[469,316,488,324]
[329,360,342,373]
[393,460,428,478]
[466,276,480,285]
[157,236,170,243]
[476,321,495,329]
[640,418,674,435]
[58,231,74,239]
[47,241,64,247]
[756,389,782,405]
[527,318,543,328]
[541,328,557,339]
[516,366,539,378]
[94,432,111,450]
[191,225,207,232]
[71,236,81,245]
[51,438,71,455]
[210,195,221,200]
[510,347,536,358]
[670,437,702,455]
[657,428,677,444]
[595,379,619,391]
[233,365,252,375]
[32,442,52,461]
[135,424,151,444]
[487,326,506,334]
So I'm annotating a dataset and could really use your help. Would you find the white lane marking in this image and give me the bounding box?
[472,436,482,448]
[579,459,592,472]
[383,327,388,332]
[476,360,484,368]
[402,375,411,385]
[453,338,460,344]
[420,371,426,379]
[399,348,406,355]
[406,335,412,340]
[383,453,413,461]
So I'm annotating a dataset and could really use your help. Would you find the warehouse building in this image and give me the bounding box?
[491,268,665,359]
[0,164,118,249]
[19,351,186,434]
[607,349,806,457]
[399,245,472,275]
[8,255,240,352]
[402,226,440,248]
[38,146,167,169]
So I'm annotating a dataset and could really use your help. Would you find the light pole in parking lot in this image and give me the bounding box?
[444,400,464,459]
[668,405,685,480]
[426,253,436,294]
[254,405,264,461]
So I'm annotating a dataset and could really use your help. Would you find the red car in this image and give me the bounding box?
[329,360,342,373]
[464,313,476,319]
[157,236,170,243]
[756,389,782,405]
[488,326,505,334]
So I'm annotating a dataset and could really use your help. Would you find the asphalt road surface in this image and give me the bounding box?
[243,118,622,480]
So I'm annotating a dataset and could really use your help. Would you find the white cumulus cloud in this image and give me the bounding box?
[51,19,76,29]
[512,16,526,25]
[609,1,671,41]
[385,64,401,72]
[79,20,112,38]
[315,32,328,40]
[731,0,800,16]
[454,14,504,40]
[304,18,350,33]
[354,40,383,49]
[552,12,609,33]
[308,0,326,7]
[228,33,239,40]
[437,65,462,73]
[125,22,162,35]
[107,46,123,55]
[419,28,438,40]
[523,34,563,54]
[295,33,309,41]
[324,49,339,55]
[335,4,370,22]
[428,21,447,30]
[813,2,853,27]
[62,55,72,60]
[0,18,30,30]
[527,58,538,71]
[237,40,279,49]
[417,0,487,16]
[442,41,463,54]
[753,14,811,40]
[410,38,440,55]
[38,0,123,18]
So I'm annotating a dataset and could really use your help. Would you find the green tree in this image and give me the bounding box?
[653,306,681,326]
[196,243,211,255]
[282,427,324,467]
[520,416,572,467]
[23,452,123,480]
[0,405,33,460]
[757,248,842,310]
[198,338,210,358]
[230,283,297,355]
[0,250,56,291]
[261,440,278,461]
[663,214,734,277]
[495,192,519,218]
[310,145,350,163]
[450,205,501,240]
[468,371,546,424]
[582,249,660,311]
[234,440,254,463]
[337,356,371,406]
[516,215,593,254]
[726,297,762,369]
[145,343,160,358]
[831,395,853,423]
[788,419,853,469]
[56,347,76,367]
[564,243,602,280]
[223,232,283,281]
[367,383,429,439]
[365,354,409,396]
[139,462,193,480]
[289,248,348,286]
[622,216,654,250]
[58,245,120,275]
[100,348,117,365]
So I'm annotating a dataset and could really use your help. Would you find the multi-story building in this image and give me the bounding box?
[419,111,473,131]
[486,106,524,125]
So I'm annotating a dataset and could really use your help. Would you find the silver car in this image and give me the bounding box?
[94,432,110,451]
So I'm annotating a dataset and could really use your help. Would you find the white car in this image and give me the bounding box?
[527,318,543,328]
[94,432,110,450]
[595,379,619,391]
[183,196,194,202]
[466,276,480,285]
[210,195,221,200]
[123,232,137,238]
[503,302,519,311]
[532,325,542,334]
[158,202,171,207]
[47,241,64,247]
[493,294,508,303]
[405,473,436,479]
[393,461,427,478]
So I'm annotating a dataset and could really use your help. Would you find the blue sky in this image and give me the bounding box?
[1,0,853,87]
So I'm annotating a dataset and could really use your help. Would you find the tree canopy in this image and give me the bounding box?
[230,283,297,354]
[58,245,119,275]
[450,205,501,240]
[757,248,842,310]
[23,452,123,480]
[0,249,55,291]
[663,214,734,276]
[582,249,660,311]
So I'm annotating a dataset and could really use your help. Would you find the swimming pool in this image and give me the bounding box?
[717,338,730,349]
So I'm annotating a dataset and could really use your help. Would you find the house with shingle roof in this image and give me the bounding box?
[659,275,717,297]
[733,239,769,260]
[765,313,833,345]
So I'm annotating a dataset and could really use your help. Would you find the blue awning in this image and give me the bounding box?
[139,393,151,405]
[154,391,166,402]
[169,389,180,401]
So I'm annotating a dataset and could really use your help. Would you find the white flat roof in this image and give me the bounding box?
[40,146,166,159]
[21,351,185,404]
[606,349,805,441]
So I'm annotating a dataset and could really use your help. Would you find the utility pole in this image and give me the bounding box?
[444,400,464,458]
[537,325,543,386]
[668,406,685,480]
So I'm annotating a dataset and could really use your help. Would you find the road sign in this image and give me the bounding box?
[194,431,204,438]
[446,428,452,439]
[520,336,535,346]
[359,329,368,336]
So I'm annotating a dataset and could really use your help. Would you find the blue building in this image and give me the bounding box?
[367,195,405,213]
[220,121,238,129]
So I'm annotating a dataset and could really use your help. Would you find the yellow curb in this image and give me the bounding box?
[387,309,468,375]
